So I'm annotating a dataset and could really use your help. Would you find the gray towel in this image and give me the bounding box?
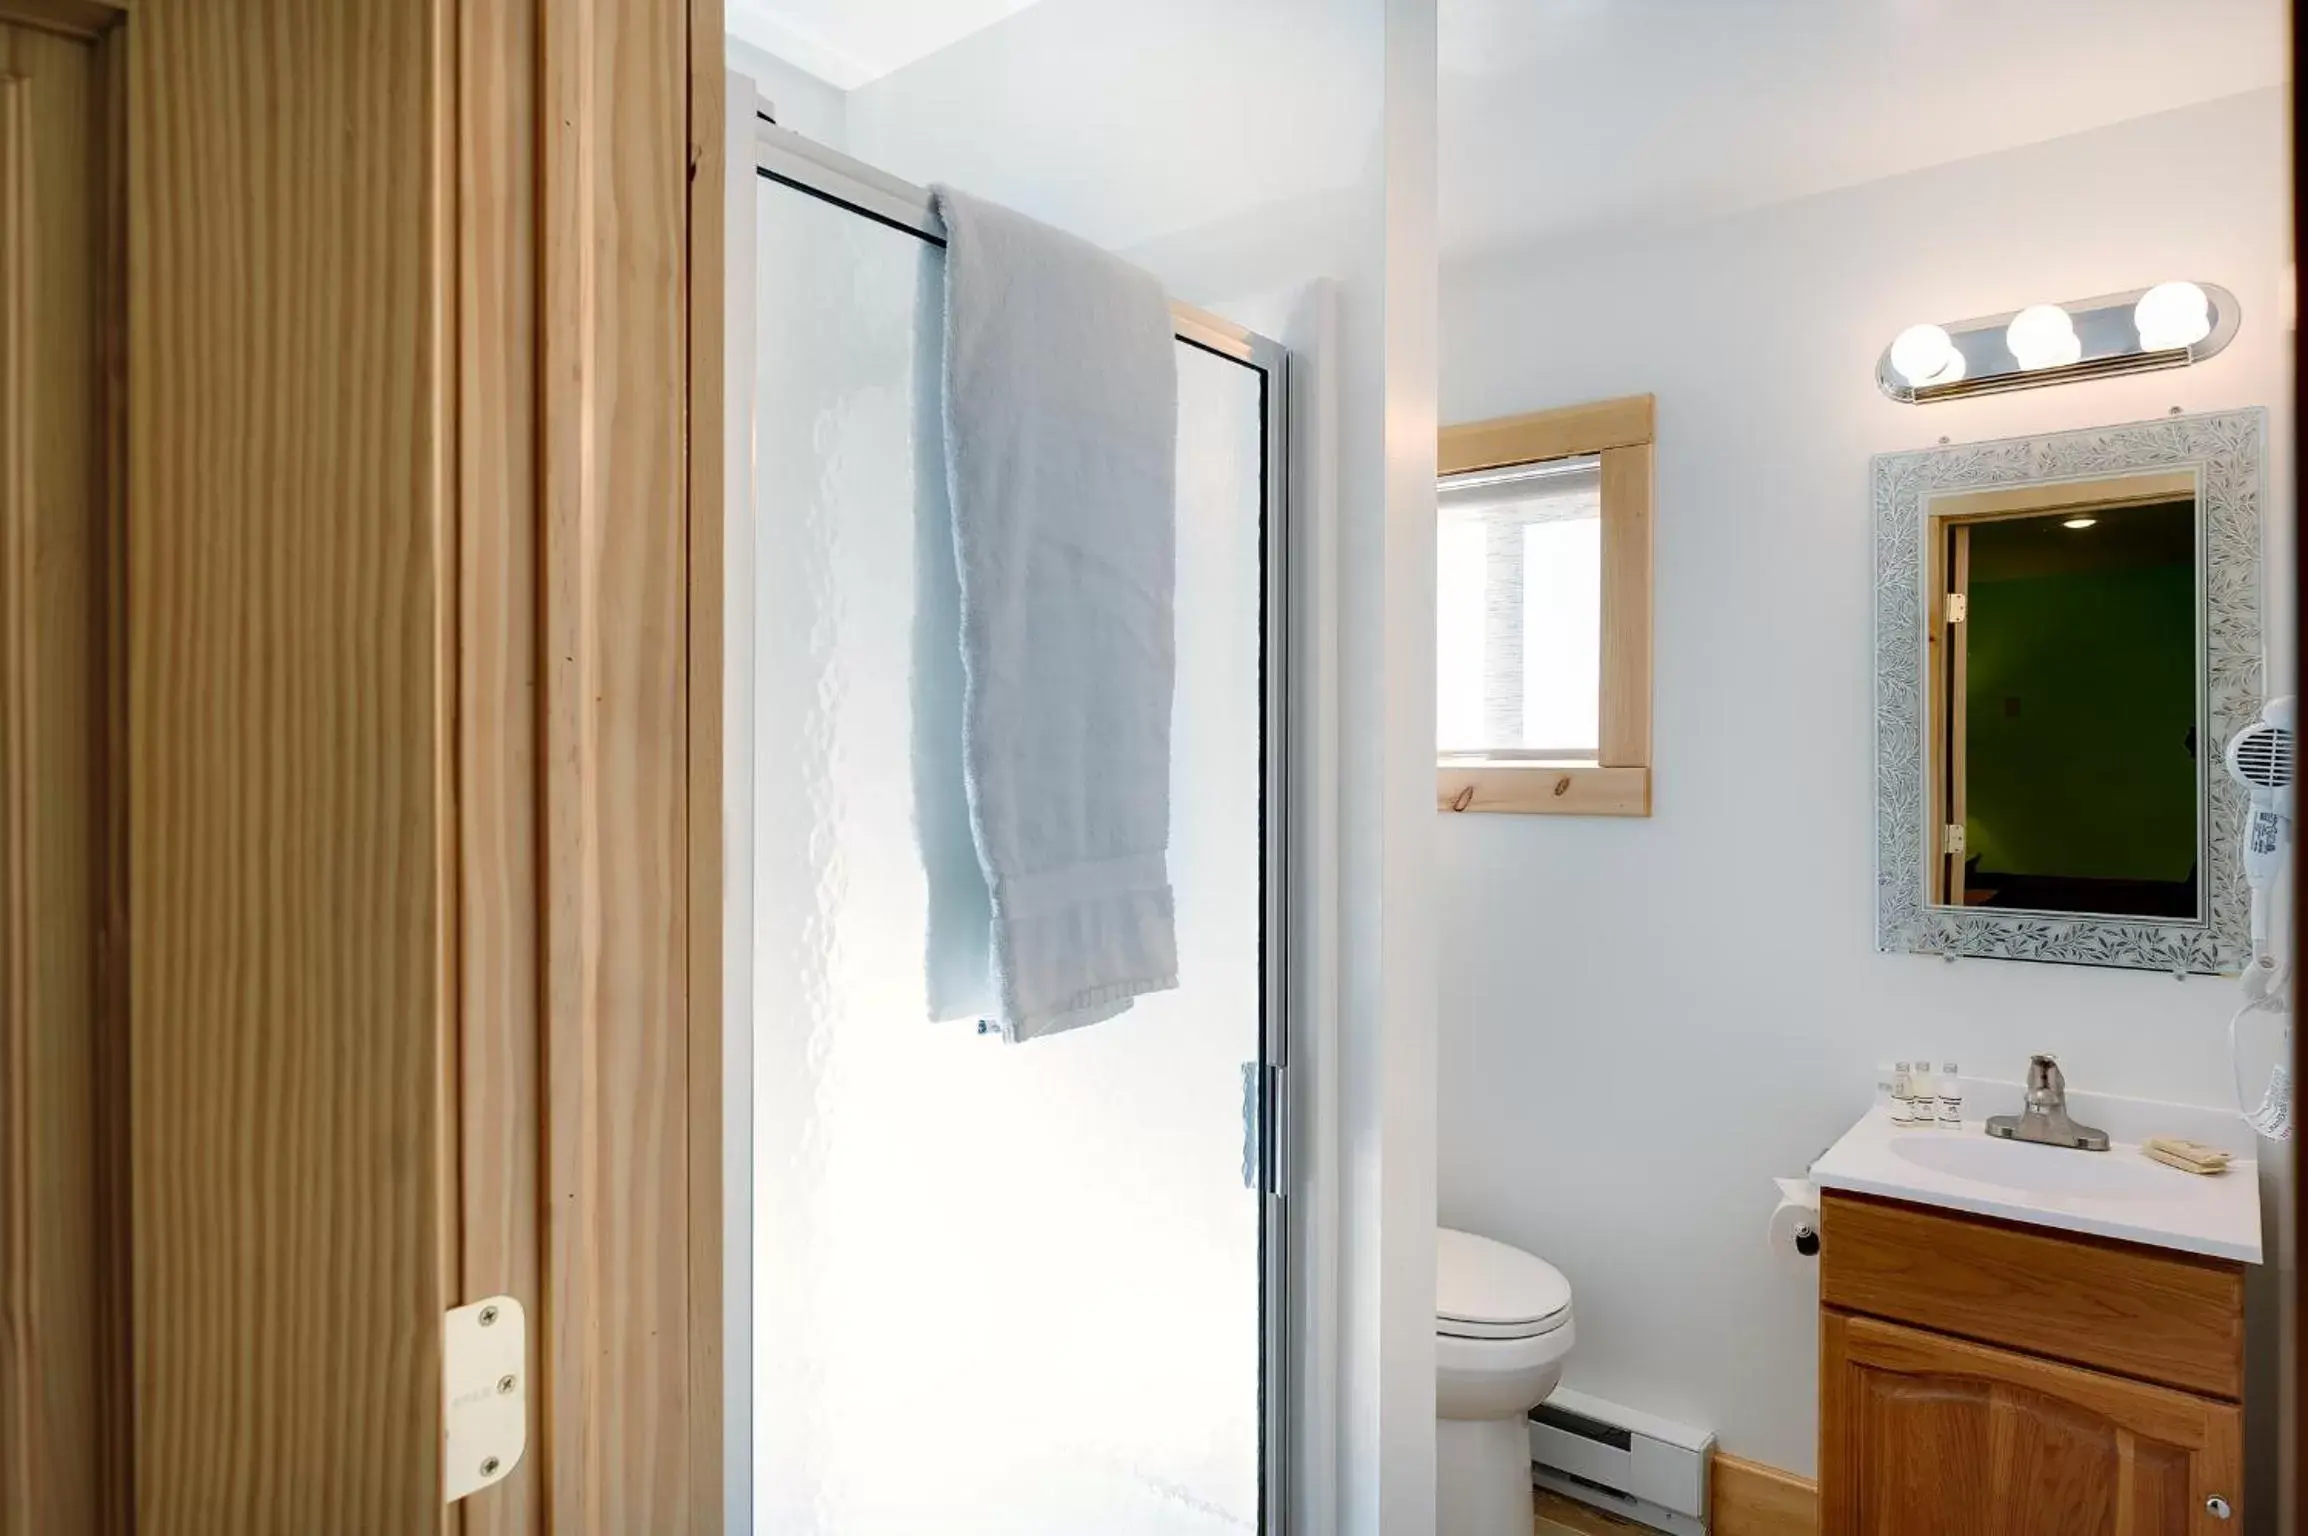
[930,185,1180,1042]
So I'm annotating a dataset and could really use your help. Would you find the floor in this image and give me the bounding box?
[1532,1485,1657,1534]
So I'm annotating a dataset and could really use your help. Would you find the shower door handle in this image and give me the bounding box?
[1241,1061,1286,1196]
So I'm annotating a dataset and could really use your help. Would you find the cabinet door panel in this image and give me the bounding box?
[1822,1311,2241,1536]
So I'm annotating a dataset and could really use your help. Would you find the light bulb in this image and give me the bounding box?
[2006,304,2080,370]
[2134,281,2212,351]
[1889,324,1964,387]
[2062,517,2097,530]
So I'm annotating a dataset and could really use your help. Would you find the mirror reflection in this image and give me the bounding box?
[1928,472,2200,919]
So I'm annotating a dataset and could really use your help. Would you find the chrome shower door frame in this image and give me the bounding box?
[741,119,1297,1536]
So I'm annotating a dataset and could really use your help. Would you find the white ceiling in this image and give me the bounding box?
[727,0,1049,88]
[1441,0,2290,262]
[732,0,2289,258]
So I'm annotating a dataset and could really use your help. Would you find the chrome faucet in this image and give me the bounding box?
[1984,1055,2110,1151]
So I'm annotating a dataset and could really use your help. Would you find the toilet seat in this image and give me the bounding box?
[1436,1227,1578,1534]
[1436,1227,1573,1341]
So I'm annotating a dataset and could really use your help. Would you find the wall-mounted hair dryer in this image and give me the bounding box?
[2225,695,2295,993]
[2224,696,2293,1138]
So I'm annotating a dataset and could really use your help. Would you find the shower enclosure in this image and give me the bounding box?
[727,117,1292,1534]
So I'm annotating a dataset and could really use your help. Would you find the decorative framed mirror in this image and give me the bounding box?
[1873,409,2265,972]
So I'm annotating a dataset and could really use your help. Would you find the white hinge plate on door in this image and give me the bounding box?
[1945,592,1968,622]
[443,1295,527,1503]
[1944,824,1967,856]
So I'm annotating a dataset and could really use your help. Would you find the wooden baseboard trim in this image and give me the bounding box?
[1711,1451,1819,1536]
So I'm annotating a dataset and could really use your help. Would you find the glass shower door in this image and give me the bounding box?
[742,156,1282,1535]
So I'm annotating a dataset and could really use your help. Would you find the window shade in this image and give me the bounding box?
[1437,455,1604,759]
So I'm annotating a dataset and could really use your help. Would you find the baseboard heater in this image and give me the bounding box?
[1529,1388,1714,1536]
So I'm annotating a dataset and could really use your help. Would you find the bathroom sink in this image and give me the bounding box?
[1808,1106,2262,1262]
[1888,1132,2172,1200]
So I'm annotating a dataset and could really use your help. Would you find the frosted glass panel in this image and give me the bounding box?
[748,181,1265,1535]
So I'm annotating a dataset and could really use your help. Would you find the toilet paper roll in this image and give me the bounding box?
[1769,1177,1821,1263]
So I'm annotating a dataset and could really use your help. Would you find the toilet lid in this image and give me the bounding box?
[1437,1228,1572,1340]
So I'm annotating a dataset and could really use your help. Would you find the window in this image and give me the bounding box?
[1438,456,1603,758]
[1436,395,1654,816]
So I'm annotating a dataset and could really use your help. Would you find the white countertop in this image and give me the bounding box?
[1809,1106,2263,1264]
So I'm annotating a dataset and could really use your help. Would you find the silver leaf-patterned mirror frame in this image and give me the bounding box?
[1873,408,2265,973]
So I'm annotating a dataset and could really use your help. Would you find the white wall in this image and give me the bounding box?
[1437,87,2294,1478]
[837,7,1443,1530]
[728,33,847,147]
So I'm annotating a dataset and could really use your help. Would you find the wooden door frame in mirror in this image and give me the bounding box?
[1871,409,2265,973]
[1919,469,2200,907]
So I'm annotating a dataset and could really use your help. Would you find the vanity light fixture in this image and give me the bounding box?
[1876,281,2239,403]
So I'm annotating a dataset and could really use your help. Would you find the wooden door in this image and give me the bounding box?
[1821,1311,2243,1536]
[0,0,721,1527]
[1945,523,1970,903]
[0,12,128,1536]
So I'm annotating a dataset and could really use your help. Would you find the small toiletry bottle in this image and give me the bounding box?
[1891,1062,1915,1125]
[1908,1060,1935,1125]
[1937,1063,1962,1127]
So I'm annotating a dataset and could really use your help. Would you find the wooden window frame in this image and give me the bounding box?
[1437,394,1654,818]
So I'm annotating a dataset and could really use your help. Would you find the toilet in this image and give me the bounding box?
[1436,1227,1575,1536]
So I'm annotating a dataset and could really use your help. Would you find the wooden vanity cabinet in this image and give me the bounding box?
[1818,1190,2247,1535]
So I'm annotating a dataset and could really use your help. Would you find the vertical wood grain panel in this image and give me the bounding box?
[128,1,452,1528]
[457,0,541,1527]
[0,24,113,1536]
[683,0,725,1521]
[89,27,132,1534]
[539,0,701,1527]
[1595,441,1652,769]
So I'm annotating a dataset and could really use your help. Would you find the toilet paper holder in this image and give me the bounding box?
[1770,1176,1822,1260]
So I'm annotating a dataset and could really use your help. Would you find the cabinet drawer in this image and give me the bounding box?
[1819,1191,2244,1399]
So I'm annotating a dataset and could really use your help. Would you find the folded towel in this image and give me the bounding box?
[929,184,1180,1042]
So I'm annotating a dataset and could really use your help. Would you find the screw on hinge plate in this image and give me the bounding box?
[445,1296,527,1503]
